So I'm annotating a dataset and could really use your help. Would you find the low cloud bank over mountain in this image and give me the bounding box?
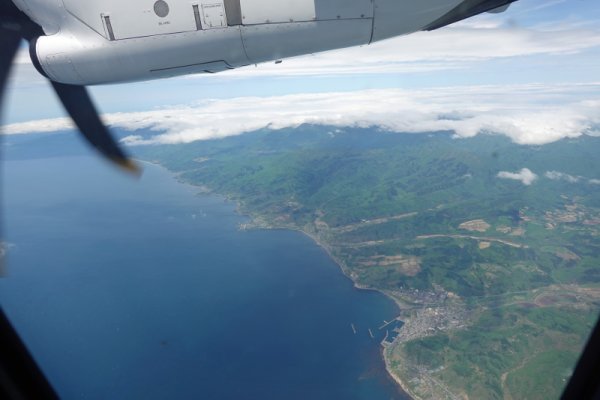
[4,84,599,147]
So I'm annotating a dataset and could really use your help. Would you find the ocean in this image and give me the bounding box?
[1,155,407,399]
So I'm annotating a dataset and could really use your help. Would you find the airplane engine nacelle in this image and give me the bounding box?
[26,0,472,86]
[30,27,250,85]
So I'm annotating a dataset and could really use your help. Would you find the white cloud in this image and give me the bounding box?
[545,171,580,183]
[544,172,600,185]
[498,168,538,186]
[3,117,74,135]
[4,83,599,146]
[185,20,600,79]
[510,0,568,15]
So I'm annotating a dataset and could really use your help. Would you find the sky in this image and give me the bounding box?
[2,0,600,146]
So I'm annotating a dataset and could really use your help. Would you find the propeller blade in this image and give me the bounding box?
[0,26,22,109]
[3,4,139,176]
[50,81,141,175]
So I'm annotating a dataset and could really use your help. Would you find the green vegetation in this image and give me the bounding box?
[505,350,579,400]
[394,305,595,399]
[135,126,600,399]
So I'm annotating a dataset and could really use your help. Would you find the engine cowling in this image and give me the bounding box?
[23,0,485,86]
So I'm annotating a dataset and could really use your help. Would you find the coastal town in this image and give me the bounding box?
[383,287,470,347]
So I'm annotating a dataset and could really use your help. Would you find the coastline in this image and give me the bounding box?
[140,159,415,399]
[296,228,417,400]
[242,219,417,400]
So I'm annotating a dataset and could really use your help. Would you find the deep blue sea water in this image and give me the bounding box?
[1,155,407,399]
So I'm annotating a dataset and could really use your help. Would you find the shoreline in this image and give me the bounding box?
[141,159,415,399]
[244,221,417,400]
[288,228,416,400]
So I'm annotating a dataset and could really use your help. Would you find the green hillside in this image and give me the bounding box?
[138,126,600,399]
